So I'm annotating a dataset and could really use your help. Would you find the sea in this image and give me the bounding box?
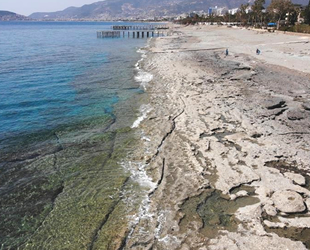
[0,21,155,249]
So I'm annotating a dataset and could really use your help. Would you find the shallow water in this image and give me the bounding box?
[180,188,259,239]
[0,21,152,249]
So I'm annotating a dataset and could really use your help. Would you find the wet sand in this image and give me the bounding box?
[126,25,310,249]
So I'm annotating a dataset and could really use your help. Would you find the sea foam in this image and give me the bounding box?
[131,104,152,128]
[135,47,153,90]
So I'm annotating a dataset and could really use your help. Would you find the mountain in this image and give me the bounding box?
[29,0,309,20]
[0,10,32,21]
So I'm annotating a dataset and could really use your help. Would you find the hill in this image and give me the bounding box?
[29,0,309,20]
[0,10,31,21]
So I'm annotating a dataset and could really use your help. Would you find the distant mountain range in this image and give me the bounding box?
[0,10,31,21]
[30,0,256,20]
[26,0,310,21]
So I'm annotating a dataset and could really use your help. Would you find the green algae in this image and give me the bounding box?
[179,189,259,239]
[0,114,142,250]
[0,115,114,157]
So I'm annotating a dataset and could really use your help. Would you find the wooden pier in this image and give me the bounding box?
[97,29,170,39]
[97,31,121,38]
[112,25,168,30]
[97,25,170,39]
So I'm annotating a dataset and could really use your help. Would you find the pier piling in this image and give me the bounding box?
[97,25,170,39]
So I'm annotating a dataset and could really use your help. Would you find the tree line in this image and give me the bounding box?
[175,0,310,33]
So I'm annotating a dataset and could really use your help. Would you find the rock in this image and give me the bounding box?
[237,64,252,70]
[287,108,305,120]
[301,102,310,111]
[230,190,249,200]
[230,194,237,200]
[272,190,306,213]
[278,216,310,228]
[269,108,287,117]
[284,172,306,186]
[264,204,278,216]
[230,71,256,81]
[305,198,310,210]
[208,231,307,250]
[236,190,249,197]
[264,220,286,228]
[263,98,286,110]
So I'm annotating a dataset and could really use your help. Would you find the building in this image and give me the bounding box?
[208,6,228,16]
[228,8,239,15]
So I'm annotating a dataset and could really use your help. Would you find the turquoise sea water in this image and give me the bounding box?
[0,22,151,249]
[0,21,146,148]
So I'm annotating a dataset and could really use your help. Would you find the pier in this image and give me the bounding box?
[97,31,121,38]
[112,25,168,30]
[97,25,170,39]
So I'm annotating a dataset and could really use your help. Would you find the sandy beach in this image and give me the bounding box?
[126,25,310,249]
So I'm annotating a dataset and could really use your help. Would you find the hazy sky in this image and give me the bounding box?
[0,0,100,16]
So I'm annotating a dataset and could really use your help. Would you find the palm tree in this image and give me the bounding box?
[252,0,265,26]
[238,3,250,25]
[267,0,294,29]
[305,0,310,24]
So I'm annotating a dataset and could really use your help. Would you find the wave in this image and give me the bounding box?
[131,104,152,129]
[135,46,153,90]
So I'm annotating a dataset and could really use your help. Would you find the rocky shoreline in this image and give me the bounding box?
[125,25,310,249]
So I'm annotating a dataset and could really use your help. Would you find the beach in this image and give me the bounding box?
[126,25,310,249]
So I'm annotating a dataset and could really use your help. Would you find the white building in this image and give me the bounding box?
[208,6,228,16]
[245,6,252,14]
[228,8,239,15]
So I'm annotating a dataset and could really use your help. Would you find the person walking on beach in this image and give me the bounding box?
[256,48,260,55]
[225,48,229,56]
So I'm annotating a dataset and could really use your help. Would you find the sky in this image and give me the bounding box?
[0,0,100,16]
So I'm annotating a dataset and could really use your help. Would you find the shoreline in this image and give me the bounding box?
[126,25,310,249]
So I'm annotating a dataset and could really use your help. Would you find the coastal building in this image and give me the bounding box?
[208,6,228,16]
[246,6,252,14]
[175,13,189,20]
[228,8,239,15]
[208,7,214,16]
